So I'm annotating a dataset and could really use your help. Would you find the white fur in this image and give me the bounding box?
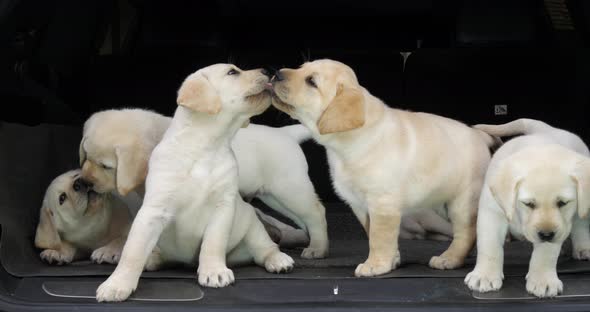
[96,64,293,302]
[81,109,328,258]
[465,118,590,298]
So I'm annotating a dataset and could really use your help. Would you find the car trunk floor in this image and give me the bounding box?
[3,122,590,302]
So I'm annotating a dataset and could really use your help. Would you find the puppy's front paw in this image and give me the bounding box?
[91,246,122,264]
[526,272,563,298]
[464,269,504,292]
[197,266,235,288]
[429,254,463,270]
[264,251,294,273]
[40,249,73,265]
[96,275,137,302]
[301,246,329,259]
[354,251,399,277]
[572,248,590,261]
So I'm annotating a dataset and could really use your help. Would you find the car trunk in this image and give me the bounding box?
[2,0,590,311]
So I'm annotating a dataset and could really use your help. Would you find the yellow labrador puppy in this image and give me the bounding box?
[35,170,132,265]
[270,59,497,277]
[79,108,328,258]
[96,64,293,302]
[465,119,590,298]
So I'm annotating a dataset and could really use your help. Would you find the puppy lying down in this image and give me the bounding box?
[465,119,590,298]
[35,170,132,265]
[36,170,305,265]
[96,64,293,302]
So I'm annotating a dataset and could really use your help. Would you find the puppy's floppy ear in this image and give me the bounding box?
[115,143,148,196]
[79,137,87,166]
[317,84,365,135]
[176,73,221,114]
[570,158,590,218]
[35,206,61,250]
[488,160,523,222]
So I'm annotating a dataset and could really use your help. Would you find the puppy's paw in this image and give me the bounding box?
[144,250,164,271]
[264,251,294,273]
[96,275,137,302]
[464,269,504,292]
[197,266,235,288]
[572,248,590,261]
[526,272,563,298]
[429,254,463,270]
[91,246,121,264]
[301,246,329,259]
[40,249,74,265]
[354,252,399,278]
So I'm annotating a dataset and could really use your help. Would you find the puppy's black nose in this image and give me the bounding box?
[273,70,284,82]
[73,178,92,192]
[260,68,271,77]
[538,231,555,242]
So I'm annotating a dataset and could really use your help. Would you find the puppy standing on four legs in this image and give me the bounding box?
[270,59,498,277]
[35,170,132,265]
[96,64,293,302]
[79,108,328,258]
[465,119,590,298]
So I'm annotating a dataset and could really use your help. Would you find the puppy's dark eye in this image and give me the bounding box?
[59,193,67,205]
[557,200,568,208]
[101,163,111,170]
[227,69,239,76]
[523,201,536,209]
[305,76,317,88]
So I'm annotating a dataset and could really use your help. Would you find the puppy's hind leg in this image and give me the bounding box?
[261,181,329,259]
[571,216,590,260]
[430,186,478,270]
[242,209,294,274]
[255,208,310,248]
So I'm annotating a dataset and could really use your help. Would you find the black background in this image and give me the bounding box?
[1,0,590,203]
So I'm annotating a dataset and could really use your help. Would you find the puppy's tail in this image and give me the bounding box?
[279,124,312,144]
[474,118,554,138]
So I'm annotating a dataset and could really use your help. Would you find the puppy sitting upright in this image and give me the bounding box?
[270,59,497,277]
[465,119,590,298]
[96,64,293,302]
[35,170,132,265]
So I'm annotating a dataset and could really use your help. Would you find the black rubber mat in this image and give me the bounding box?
[3,122,590,281]
[472,276,590,300]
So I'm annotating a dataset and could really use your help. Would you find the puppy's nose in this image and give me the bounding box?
[73,178,92,192]
[273,70,284,82]
[538,231,555,242]
[260,68,271,77]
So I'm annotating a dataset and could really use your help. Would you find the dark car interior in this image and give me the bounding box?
[1,0,590,310]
